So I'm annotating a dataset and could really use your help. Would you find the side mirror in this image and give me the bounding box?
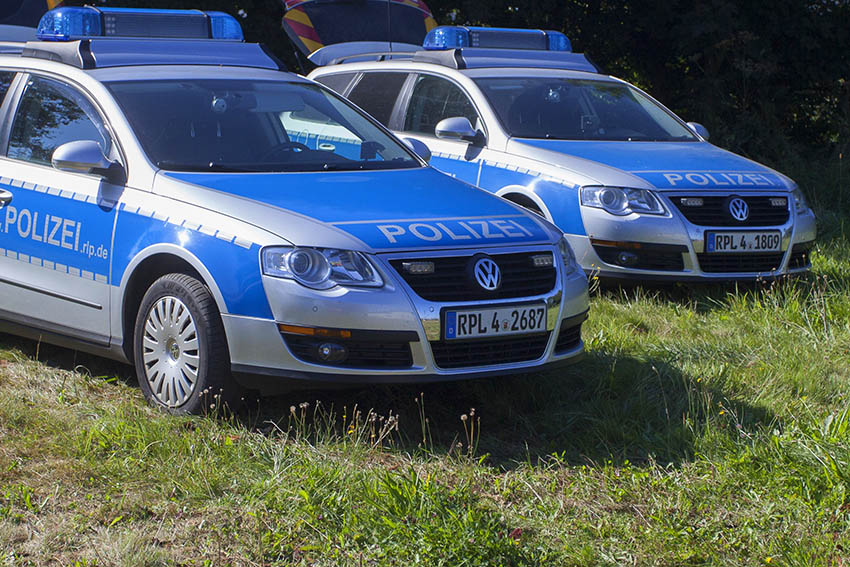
[687,122,710,141]
[403,137,431,163]
[435,116,481,143]
[52,140,125,184]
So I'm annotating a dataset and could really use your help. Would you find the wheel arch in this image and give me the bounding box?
[495,185,554,221]
[118,244,229,361]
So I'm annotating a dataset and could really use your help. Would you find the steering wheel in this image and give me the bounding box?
[260,141,310,161]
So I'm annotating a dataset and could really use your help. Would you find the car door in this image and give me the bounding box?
[0,74,120,346]
[395,73,498,186]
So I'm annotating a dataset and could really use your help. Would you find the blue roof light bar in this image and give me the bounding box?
[37,7,101,41]
[423,26,571,52]
[36,7,244,42]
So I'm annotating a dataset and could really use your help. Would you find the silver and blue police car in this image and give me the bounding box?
[308,26,817,282]
[0,9,588,413]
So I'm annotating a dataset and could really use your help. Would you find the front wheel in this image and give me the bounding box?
[133,273,238,414]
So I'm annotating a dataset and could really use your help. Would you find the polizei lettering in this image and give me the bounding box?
[377,218,535,244]
[2,206,82,251]
[661,172,779,188]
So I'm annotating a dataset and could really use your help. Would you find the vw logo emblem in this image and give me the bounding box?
[728,197,750,222]
[473,258,501,291]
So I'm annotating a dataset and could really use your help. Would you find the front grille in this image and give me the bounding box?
[672,196,790,227]
[696,252,784,273]
[554,321,582,353]
[789,241,814,270]
[592,243,687,271]
[430,333,550,369]
[390,252,556,302]
[282,334,413,369]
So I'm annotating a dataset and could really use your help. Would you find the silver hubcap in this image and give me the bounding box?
[142,296,200,407]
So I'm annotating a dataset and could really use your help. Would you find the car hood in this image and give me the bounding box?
[511,139,795,191]
[162,167,554,252]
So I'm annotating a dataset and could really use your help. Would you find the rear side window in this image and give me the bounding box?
[8,76,111,165]
[403,74,478,136]
[0,71,14,105]
[314,72,356,95]
[347,72,407,126]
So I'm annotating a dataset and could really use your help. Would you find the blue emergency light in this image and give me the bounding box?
[423,26,571,52]
[36,7,244,42]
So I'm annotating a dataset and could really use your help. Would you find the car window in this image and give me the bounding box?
[403,74,478,137]
[0,71,15,105]
[314,72,356,95]
[347,72,407,126]
[475,77,696,142]
[107,79,420,172]
[8,76,111,166]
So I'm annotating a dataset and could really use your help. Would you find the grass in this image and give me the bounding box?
[2,180,850,565]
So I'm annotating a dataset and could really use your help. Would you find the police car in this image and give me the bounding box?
[0,8,589,413]
[307,26,818,281]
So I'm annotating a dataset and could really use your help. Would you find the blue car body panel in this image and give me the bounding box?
[165,167,551,250]
[512,139,792,190]
[111,202,273,319]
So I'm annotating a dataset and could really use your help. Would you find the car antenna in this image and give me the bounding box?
[386,0,393,53]
[283,27,307,75]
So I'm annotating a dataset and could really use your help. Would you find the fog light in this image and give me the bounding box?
[616,251,639,267]
[402,261,435,274]
[530,253,554,268]
[317,342,347,363]
[680,197,704,207]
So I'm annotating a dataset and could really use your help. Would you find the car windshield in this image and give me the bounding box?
[475,77,698,142]
[106,79,421,172]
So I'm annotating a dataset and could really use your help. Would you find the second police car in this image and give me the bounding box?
[308,26,818,281]
[0,8,589,414]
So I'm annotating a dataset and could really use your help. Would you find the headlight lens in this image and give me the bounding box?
[262,247,383,289]
[791,187,809,214]
[580,186,665,216]
[558,236,577,275]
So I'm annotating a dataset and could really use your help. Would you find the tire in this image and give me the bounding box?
[133,273,238,415]
[506,195,545,218]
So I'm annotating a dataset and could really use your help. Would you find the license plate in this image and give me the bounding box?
[444,304,547,340]
[705,231,781,253]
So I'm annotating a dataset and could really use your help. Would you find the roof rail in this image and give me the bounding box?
[0,41,25,54]
[308,41,419,66]
[21,39,284,70]
[411,48,600,73]
[327,51,416,65]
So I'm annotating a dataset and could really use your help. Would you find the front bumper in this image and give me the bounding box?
[223,244,590,383]
[570,192,816,281]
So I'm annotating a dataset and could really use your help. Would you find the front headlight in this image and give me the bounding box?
[262,247,383,289]
[558,236,577,275]
[580,186,665,216]
[791,187,809,214]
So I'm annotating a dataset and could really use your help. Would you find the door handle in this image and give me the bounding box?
[0,189,11,207]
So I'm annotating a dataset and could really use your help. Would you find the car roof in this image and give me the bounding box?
[87,64,307,83]
[312,59,618,83]
[15,38,285,71]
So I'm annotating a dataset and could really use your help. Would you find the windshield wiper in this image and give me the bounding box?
[156,160,263,173]
[326,161,419,171]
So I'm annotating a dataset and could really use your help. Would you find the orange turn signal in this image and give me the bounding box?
[590,239,642,250]
[277,324,352,339]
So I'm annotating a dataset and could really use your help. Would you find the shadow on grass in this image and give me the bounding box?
[596,268,843,317]
[0,332,136,383]
[0,332,774,469]
[250,349,775,469]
